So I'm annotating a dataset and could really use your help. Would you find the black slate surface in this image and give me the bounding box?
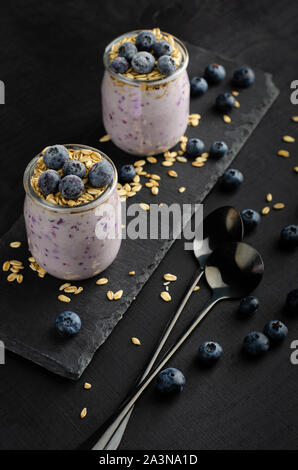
[1,0,298,452]
[0,42,278,379]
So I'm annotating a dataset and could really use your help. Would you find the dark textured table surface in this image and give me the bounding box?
[0,0,298,450]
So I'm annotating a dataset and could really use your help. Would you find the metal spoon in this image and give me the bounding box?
[101,206,243,450]
[82,241,262,450]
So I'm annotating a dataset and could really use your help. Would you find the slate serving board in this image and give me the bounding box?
[0,43,278,379]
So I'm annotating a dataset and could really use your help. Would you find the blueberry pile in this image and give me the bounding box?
[243,319,288,356]
[38,145,113,201]
[238,295,288,356]
[189,62,255,134]
[110,30,178,77]
[185,137,229,160]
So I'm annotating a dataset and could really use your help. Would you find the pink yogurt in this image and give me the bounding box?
[102,31,190,156]
[23,145,121,281]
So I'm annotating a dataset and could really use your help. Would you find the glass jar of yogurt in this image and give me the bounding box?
[23,144,121,281]
[101,29,190,156]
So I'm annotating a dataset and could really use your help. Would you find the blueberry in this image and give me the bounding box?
[38,170,61,195]
[88,159,114,188]
[63,160,86,179]
[243,331,270,356]
[264,320,288,343]
[43,145,69,170]
[156,367,185,394]
[286,289,298,315]
[110,56,129,74]
[153,40,172,58]
[55,311,81,337]
[280,225,298,248]
[132,52,155,74]
[204,63,226,84]
[118,42,137,61]
[190,77,208,97]
[209,141,228,159]
[241,209,261,231]
[233,66,255,87]
[216,92,236,112]
[238,296,259,316]
[119,164,136,183]
[221,168,243,190]
[59,175,84,200]
[135,30,156,52]
[186,138,205,157]
[198,341,223,364]
[157,55,176,76]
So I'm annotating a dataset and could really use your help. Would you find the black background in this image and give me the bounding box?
[1,0,298,450]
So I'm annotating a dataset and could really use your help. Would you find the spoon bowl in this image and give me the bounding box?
[205,241,264,298]
[193,206,244,267]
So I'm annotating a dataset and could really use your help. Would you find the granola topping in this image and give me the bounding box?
[30,147,109,207]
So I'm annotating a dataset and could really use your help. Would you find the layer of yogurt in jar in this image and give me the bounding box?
[101,28,190,156]
[23,144,121,281]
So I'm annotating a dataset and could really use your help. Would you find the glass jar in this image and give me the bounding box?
[101,30,190,156]
[23,144,121,281]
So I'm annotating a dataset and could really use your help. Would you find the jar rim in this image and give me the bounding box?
[23,144,118,213]
[103,29,189,87]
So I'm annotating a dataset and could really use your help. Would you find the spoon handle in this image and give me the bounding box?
[86,294,221,450]
[103,269,204,450]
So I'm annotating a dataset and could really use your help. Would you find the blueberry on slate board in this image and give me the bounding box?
[43,145,69,170]
[280,224,298,248]
[132,52,155,74]
[264,320,288,343]
[243,331,270,356]
[238,296,259,316]
[233,66,255,87]
[38,170,61,195]
[241,209,261,232]
[55,311,81,337]
[118,42,137,61]
[190,77,208,96]
[156,367,185,394]
[157,55,176,76]
[154,40,172,58]
[198,341,223,364]
[59,175,84,200]
[209,141,228,159]
[119,164,136,183]
[110,57,129,74]
[216,92,236,112]
[221,169,243,190]
[63,160,86,179]
[204,63,226,83]
[135,30,156,51]
[186,138,205,157]
[88,159,114,187]
[285,289,298,315]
